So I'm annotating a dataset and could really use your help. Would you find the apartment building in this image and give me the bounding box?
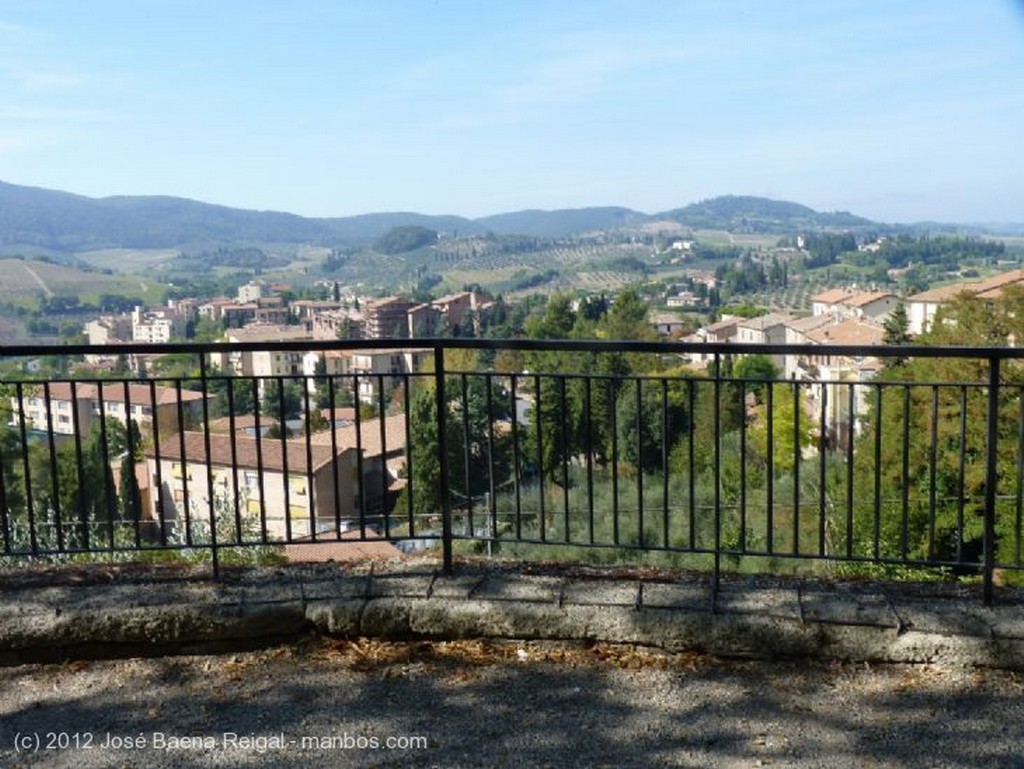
[146,432,359,541]
[10,381,206,438]
[131,305,186,344]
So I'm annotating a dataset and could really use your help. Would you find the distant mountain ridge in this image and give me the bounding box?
[0,179,936,254]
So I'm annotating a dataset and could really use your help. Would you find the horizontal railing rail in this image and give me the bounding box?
[2,338,1024,605]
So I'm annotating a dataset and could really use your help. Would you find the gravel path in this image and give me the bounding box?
[2,637,1023,769]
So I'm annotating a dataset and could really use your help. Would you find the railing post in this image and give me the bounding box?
[983,355,1000,606]
[434,346,453,574]
[712,353,721,611]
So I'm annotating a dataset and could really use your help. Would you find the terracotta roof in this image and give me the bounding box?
[309,413,408,457]
[207,414,279,433]
[806,319,884,346]
[226,325,311,343]
[737,312,796,331]
[811,288,854,304]
[148,431,352,474]
[909,270,1024,303]
[705,317,739,334]
[26,381,205,406]
[319,407,356,422]
[845,291,894,308]
[784,314,836,333]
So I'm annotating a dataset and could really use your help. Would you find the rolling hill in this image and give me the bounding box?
[0,180,906,257]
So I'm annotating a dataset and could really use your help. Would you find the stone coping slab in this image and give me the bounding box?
[0,559,1022,669]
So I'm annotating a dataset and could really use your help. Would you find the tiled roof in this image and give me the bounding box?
[309,413,408,457]
[705,317,739,333]
[811,288,854,304]
[784,314,836,333]
[845,291,894,308]
[737,312,797,331]
[24,381,205,406]
[226,325,311,343]
[909,270,1024,303]
[806,319,884,346]
[148,431,351,474]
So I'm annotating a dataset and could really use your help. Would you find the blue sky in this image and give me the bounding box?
[1,1,1022,223]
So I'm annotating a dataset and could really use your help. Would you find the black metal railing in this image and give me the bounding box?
[2,338,1023,605]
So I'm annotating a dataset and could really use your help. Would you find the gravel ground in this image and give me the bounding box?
[2,637,1023,769]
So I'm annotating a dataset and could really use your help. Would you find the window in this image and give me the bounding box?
[289,476,307,496]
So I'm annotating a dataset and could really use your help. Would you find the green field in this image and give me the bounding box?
[0,258,164,306]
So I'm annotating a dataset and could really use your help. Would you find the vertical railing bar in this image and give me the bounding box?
[661,378,670,550]
[226,379,242,544]
[123,380,141,551]
[928,385,939,559]
[534,374,545,542]
[15,383,37,555]
[792,381,800,556]
[688,378,696,550]
[434,347,453,574]
[873,385,882,560]
[636,377,644,548]
[70,381,88,550]
[278,377,292,543]
[176,380,191,547]
[378,377,389,538]
[327,376,342,538]
[739,379,747,552]
[353,375,365,539]
[712,353,722,609]
[983,356,1000,606]
[402,375,414,537]
[0,428,10,554]
[43,382,63,552]
[485,373,496,548]
[1016,385,1024,566]
[149,380,166,548]
[845,383,854,560]
[818,381,827,558]
[957,385,967,563]
[97,381,116,550]
[198,356,219,577]
[461,373,472,538]
[325,374,342,540]
[584,376,595,545]
[900,385,911,561]
[511,374,522,541]
[303,378,317,541]
[766,381,774,554]
[252,377,268,543]
[560,376,570,543]
[610,377,619,547]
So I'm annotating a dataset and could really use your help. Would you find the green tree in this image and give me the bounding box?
[748,383,814,474]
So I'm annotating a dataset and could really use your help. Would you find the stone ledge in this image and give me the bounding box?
[1,564,1022,670]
